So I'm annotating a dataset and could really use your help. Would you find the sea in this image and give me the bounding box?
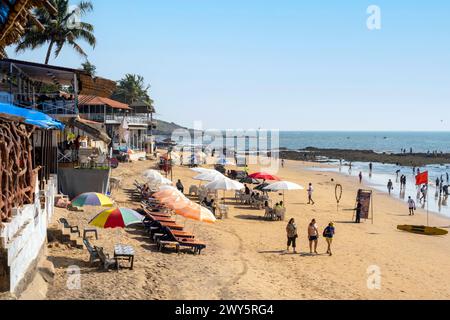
[279,131,450,154]
[280,131,450,218]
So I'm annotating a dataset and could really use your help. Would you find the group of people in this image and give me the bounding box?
[286,218,335,256]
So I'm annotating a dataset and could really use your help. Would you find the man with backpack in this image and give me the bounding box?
[323,222,336,256]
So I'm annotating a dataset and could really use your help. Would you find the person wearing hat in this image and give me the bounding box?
[323,222,335,256]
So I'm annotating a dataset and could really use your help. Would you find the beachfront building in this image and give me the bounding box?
[0,107,63,295]
[0,58,118,198]
[78,96,157,161]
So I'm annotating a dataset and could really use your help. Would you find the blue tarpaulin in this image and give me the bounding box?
[0,102,65,130]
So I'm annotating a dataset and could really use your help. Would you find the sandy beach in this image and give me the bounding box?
[43,157,450,300]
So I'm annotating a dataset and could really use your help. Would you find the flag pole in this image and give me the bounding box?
[427,183,429,227]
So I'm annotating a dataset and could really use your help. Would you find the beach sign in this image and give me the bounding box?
[356,189,373,222]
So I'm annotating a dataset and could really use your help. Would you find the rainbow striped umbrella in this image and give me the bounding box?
[71,192,114,207]
[89,208,144,229]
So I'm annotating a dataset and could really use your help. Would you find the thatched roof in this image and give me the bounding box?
[1,58,117,98]
[0,0,57,58]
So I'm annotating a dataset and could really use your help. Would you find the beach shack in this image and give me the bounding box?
[0,58,117,198]
[0,104,63,295]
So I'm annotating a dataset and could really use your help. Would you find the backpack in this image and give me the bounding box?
[323,226,332,237]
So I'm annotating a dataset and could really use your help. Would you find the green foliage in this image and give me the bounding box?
[111,74,154,105]
[81,60,96,76]
[15,0,96,64]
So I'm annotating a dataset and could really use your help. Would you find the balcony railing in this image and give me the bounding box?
[0,92,77,116]
[80,113,152,125]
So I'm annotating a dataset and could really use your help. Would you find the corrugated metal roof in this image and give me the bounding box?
[78,95,131,110]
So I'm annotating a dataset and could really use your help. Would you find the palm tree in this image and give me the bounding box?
[112,74,153,105]
[81,60,96,76]
[15,0,96,64]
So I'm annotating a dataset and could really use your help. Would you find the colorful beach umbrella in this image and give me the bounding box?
[71,192,114,207]
[174,203,216,223]
[89,208,144,229]
[248,172,281,181]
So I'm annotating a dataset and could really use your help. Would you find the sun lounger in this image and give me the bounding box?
[83,239,99,264]
[157,227,206,255]
[59,218,81,237]
[153,229,195,242]
[95,246,118,271]
[157,240,180,252]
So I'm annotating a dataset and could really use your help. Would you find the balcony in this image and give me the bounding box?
[0,92,78,117]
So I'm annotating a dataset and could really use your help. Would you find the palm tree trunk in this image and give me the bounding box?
[44,41,55,64]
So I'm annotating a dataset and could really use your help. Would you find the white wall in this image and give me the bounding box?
[0,176,56,293]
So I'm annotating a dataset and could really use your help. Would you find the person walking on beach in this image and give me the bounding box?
[286,218,298,253]
[281,159,285,168]
[355,200,362,223]
[307,183,315,205]
[387,179,393,195]
[323,222,335,256]
[176,179,184,194]
[408,196,416,216]
[369,162,373,173]
[446,172,449,183]
[308,219,319,254]
[420,184,428,203]
[359,172,363,184]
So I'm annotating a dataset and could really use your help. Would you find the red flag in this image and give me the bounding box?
[415,171,428,185]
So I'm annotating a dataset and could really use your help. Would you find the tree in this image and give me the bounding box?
[81,60,96,76]
[15,0,96,64]
[112,74,154,105]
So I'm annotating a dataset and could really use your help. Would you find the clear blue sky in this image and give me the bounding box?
[6,0,450,131]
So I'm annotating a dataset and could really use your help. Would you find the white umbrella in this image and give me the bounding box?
[190,167,216,174]
[143,169,161,180]
[204,177,245,191]
[193,171,225,182]
[204,177,244,205]
[158,185,178,191]
[159,177,173,185]
[263,181,304,203]
[143,169,172,186]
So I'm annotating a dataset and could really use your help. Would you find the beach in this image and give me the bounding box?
[38,156,450,300]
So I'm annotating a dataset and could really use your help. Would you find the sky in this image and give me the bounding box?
[6,0,450,131]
